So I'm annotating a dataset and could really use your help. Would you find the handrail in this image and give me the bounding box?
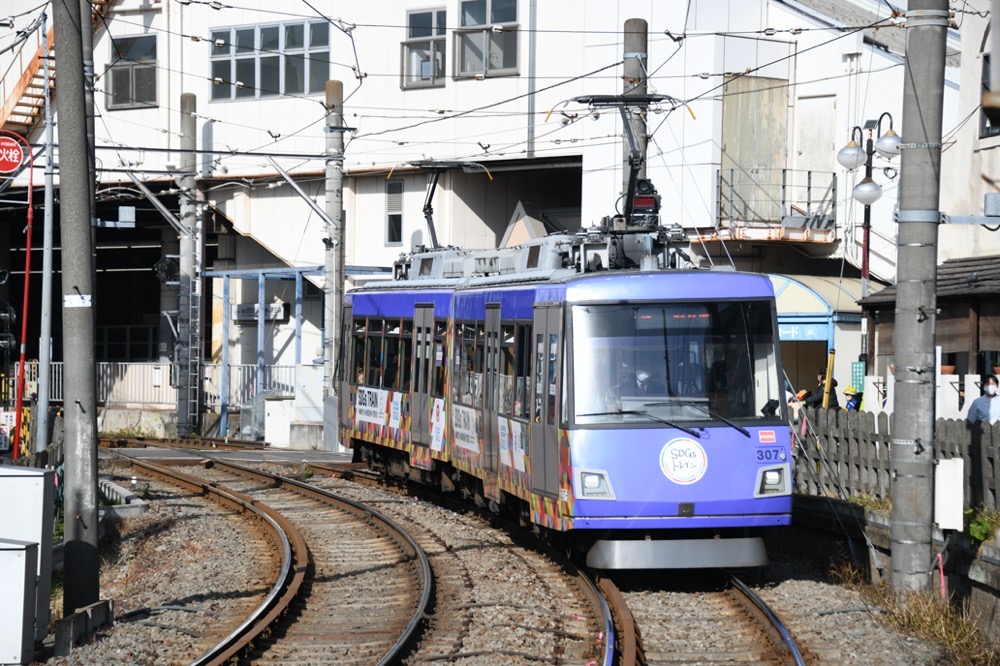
[0,1,115,133]
[0,27,52,130]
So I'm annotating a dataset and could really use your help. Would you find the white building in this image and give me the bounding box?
[0,0,963,439]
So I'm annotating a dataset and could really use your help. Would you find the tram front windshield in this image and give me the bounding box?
[572,301,782,426]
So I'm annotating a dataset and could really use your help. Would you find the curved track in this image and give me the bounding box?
[614,571,807,665]
[119,455,432,665]
[303,462,616,664]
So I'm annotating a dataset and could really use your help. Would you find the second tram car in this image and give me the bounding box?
[338,221,791,569]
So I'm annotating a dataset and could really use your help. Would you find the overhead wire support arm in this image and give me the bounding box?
[125,171,186,235]
[266,155,337,229]
[573,94,669,226]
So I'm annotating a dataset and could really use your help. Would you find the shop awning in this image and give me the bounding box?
[768,274,864,341]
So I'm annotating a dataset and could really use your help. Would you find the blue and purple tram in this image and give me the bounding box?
[338,231,791,568]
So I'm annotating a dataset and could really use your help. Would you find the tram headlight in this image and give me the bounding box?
[577,469,615,499]
[754,464,790,497]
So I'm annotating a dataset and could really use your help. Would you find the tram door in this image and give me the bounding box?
[482,306,501,479]
[338,306,352,427]
[411,304,435,445]
[530,305,561,497]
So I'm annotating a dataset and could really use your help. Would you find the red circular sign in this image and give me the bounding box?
[0,136,24,173]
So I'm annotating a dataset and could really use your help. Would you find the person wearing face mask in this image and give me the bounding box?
[967,374,1000,424]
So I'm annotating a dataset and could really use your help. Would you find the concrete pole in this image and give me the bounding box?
[323,81,344,450]
[36,11,54,452]
[622,18,648,193]
[176,93,196,436]
[891,0,948,593]
[54,0,100,614]
[80,0,96,210]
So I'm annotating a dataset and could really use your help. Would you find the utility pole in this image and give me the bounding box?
[891,0,948,593]
[80,0,97,206]
[54,0,100,614]
[323,81,345,451]
[176,93,199,436]
[622,18,648,194]
[36,10,54,452]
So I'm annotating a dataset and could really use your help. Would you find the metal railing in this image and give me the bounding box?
[7,362,298,410]
[717,167,837,229]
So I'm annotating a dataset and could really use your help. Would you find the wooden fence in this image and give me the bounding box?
[794,407,1000,511]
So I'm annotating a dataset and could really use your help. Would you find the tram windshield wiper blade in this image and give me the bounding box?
[644,400,751,438]
[577,409,703,439]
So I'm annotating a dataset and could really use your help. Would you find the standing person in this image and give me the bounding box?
[804,369,839,410]
[967,374,1000,424]
[843,386,862,411]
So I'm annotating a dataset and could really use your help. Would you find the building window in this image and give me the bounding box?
[211,21,329,101]
[106,35,157,109]
[455,0,517,78]
[386,180,403,245]
[982,54,1000,139]
[402,9,446,89]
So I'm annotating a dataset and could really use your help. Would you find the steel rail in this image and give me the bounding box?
[728,572,807,666]
[597,577,640,665]
[100,435,270,450]
[312,460,618,664]
[194,457,434,665]
[575,572,615,666]
[119,457,305,666]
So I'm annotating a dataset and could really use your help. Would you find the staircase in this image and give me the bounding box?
[0,1,114,137]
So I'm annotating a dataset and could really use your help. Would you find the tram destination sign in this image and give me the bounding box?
[0,136,23,173]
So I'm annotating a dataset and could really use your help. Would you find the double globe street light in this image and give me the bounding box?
[837,111,901,371]
[836,111,902,298]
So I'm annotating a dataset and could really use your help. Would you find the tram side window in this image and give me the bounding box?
[513,323,531,419]
[351,319,366,384]
[432,321,447,397]
[533,333,544,420]
[497,324,515,414]
[366,319,385,386]
[401,320,413,391]
[547,333,558,419]
[384,319,402,390]
[458,321,483,405]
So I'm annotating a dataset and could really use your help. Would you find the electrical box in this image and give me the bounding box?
[264,395,294,448]
[0,467,54,642]
[0,538,38,665]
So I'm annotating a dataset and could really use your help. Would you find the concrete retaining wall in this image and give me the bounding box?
[793,495,1000,639]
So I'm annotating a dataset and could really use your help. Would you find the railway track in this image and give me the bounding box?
[117,454,431,665]
[615,571,807,665]
[117,440,818,664]
[101,435,270,451]
[302,465,616,664]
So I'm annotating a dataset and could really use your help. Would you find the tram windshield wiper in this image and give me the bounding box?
[644,400,751,438]
[577,409,703,439]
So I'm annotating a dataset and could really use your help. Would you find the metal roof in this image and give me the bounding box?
[769,273,865,314]
[780,0,962,68]
[860,254,1000,305]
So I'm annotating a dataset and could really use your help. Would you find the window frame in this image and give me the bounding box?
[454,0,518,79]
[401,8,447,89]
[106,34,158,110]
[982,54,1000,140]
[386,179,404,246]
[210,20,330,101]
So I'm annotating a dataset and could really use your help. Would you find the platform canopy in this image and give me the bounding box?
[767,274,864,342]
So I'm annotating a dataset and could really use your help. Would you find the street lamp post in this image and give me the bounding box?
[837,112,901,369]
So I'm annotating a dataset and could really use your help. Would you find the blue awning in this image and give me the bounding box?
[768,275,864,342]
